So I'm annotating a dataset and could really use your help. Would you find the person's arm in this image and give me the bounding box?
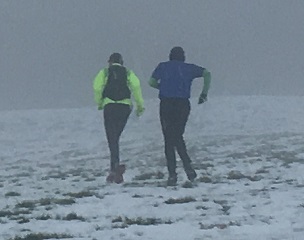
[93,68,107,109]
[148,77,159,89]
[149,63,162,89]
[128,70,145,116]
[198,69,211,104]
[201,69,211,95]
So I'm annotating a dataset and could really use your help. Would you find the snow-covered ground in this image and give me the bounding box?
[0,96,303,240]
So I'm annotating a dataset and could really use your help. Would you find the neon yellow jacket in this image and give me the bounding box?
[93,63,144,110]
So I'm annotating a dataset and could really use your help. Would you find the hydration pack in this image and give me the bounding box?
[102,65,131,101]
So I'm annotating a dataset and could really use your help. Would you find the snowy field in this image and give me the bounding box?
[0,96,304,240]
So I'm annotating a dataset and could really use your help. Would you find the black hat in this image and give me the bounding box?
[169,46,185,62]
[108,52,123,65]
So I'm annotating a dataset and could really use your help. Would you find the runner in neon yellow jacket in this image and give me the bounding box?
[93,64,144,115]
[93,53,144,184]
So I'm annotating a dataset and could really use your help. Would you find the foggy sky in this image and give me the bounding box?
[1,0,304,110]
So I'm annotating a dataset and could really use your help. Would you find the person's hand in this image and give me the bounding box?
[98,103,103,110]
[136,106,145,117]
[198,93,207,104]
[98,101,104,110]
[98,99,104,110]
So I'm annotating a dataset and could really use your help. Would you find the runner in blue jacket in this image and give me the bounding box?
[149,46,211,186]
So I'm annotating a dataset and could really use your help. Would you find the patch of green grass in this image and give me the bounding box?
[35,214,52,220]
[125,217,161,225]
[131,193,154,198]
[15,172,32,178]
[198,176,212,183]
[14,197,75,212]
[0,209,32,218]
[0,219,7,224]
[16,201,36,209]
[62,212,85,221]
[53,198,76,205]
[112,216,173,228]
[38,198,52,206]
[195,162,214,169]
[9,232,73,240]
[181,181,195,188]
[255,168,269,174]
[44,206,52,211]
[41,176,50,180]
[133,171,165,181]
[196,205,209,210]
[5,192,21,197]
[7,214,30,224]
[46,172,67,179]
[0,210,13,218]
[95,225,106,231]
[11,179,20,183]
[227,170,246,180]
[248,175,263,182]
[132,194,144,198]
[115,180,167,188]
[221,205,231,215]
[84,177,96,182]
[66,168,83,176]
[199,221,240,230]
[64,190,95,198]
[271,151,299,166]
[112,216,123,223]
[17,217,30,224]
[92,171,104,177]
[213,199,228,205]
[165,197,196,204]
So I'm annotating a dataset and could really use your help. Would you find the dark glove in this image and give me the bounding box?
[198,93,207,104]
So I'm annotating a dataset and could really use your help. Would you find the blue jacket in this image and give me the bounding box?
[151,60,205,99]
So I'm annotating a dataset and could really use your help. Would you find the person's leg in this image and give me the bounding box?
[174,100,197,181]
[160,100,177,185]
[104,104,120,172]
[104,104,117,182]
[112,104,131,183]
[106,104,131,169]
[174,100,191,168]
[114,104,132,153]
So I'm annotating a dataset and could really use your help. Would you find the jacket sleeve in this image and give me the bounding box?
[148,77,160,89]
[128,70,144,108]
[201,69,211,95]
[93,68,107,107]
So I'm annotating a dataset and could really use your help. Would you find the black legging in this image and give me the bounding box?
[160,98,192,176]
[104,103,131,171]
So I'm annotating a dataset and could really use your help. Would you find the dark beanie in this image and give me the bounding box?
[108,52,123,65]
[169,46,185,61]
